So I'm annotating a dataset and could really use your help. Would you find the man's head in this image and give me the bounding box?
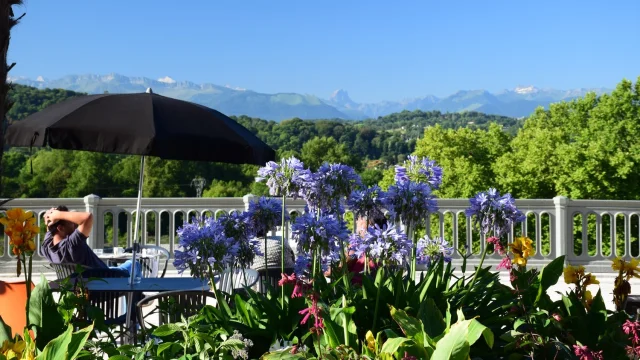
[49,205,77,237]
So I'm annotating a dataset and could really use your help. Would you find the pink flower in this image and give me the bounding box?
[573,344,603,360]
[496,256,512,271]
[487,236,505,255]
[552,313,562,322]
[292,282,307,298]
[278,273,297,286]
[623,320,640,355]
[299,293,324,333]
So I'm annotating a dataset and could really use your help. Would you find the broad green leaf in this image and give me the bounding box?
[321,317,342,348]
[380,337,413,355]
[390,305,425,347]
[65,323,94,360]
[0,316,12,344]
[157,342,174,355]
[37,324,73,360]
[467,319,494,348]
[152,323,183,337]
[419,298,445,339]
[29,274,66,349]
[432,321,471,360]
[108,356,132,360]
[535,255,564,305]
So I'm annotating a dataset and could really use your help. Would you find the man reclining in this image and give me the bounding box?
[41,206,141,278]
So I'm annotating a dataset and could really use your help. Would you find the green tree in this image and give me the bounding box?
[413,123,510,198]
[203,180,248,197]
[300,136,362,171]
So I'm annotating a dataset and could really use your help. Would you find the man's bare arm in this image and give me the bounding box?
[46,210,93,237]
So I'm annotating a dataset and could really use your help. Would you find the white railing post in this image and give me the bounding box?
[553,196,570,261]
[243,194,255,211]
[84,194,101,249]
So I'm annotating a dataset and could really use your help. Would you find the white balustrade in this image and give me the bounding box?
[0,194,639,274]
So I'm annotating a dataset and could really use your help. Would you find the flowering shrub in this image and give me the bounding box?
[348,224,412,267]
[256,156,306,198]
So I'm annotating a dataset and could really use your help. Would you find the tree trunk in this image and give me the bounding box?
[0,0,24,188]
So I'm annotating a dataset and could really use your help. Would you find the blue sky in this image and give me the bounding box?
[8,0,640,103]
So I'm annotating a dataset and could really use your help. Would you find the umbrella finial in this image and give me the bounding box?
[146,88,153,94]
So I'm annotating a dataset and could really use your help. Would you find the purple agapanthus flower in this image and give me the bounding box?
[256,157,307,198]
[415,235,454,268]
[291,212,349,257]
[174,216,240,280]
[464,188,525,238]
[404,155,444,189]
[246,196,287,235]
[298,163,362,214]
[347,185,385,220]
[217,211,263,269]
[349,224,412,266]
[382,180,438,226]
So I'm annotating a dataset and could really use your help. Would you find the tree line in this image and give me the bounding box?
[2,77,639,201]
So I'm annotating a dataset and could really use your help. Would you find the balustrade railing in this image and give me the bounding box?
[1,195,638,273]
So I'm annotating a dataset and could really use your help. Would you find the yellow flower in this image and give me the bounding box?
[563,264,585,284]
[584,290,594,309]
[1,339,26,360]
[3,208,31,223]
[584,273,599,286]
[509,237,534,266]
[365,330,376,352]
[612,257,640,279]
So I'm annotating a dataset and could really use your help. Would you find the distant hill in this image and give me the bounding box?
[10,73,611,121]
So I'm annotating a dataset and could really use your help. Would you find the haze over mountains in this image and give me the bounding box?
[10,73,611,121]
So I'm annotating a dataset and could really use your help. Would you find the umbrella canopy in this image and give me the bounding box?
[5,90,275,165]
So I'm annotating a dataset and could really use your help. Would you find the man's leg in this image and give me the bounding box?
[110,260,142,278]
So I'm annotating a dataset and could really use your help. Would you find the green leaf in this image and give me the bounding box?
[321,317,342,348]
[108,356,132,360]
[467,319,494,348]
[432,322,471,360]
[380,337,413,355]
[153,323,183,337]
[535,255,564,305]
[65,323,94,360]
[29,274,66,350]
[157,342,174,355]
[37,325,73,360]
[390,305,425,347]
[0,316,12,344]
[419,298,445,339]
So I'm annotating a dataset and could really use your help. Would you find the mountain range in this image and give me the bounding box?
[10,73,611,121]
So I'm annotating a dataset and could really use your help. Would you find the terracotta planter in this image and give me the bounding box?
[0,280,35,338]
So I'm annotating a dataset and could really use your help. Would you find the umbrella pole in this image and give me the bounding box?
[130,155,145,285]
[125,155,145,344]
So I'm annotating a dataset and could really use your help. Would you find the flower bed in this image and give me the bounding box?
[1,156,639,359]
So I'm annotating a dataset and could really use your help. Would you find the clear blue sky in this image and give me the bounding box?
[8,0,640,103]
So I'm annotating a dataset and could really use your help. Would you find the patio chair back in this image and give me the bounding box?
[124,245,170,278]
[136,290,216,337]
[218,268,260,293]
[50,262,89,279]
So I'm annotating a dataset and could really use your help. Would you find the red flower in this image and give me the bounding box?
[299,293,324,332]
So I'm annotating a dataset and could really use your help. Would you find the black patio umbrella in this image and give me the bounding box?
[5,88,275,289]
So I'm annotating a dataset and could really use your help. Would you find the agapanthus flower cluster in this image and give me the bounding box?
[395,155,443,189]
[217,212,262,269]
[347,185,385,220]
[465,188,525,238]
[415,235,454,268]
[174,216,240,280]
[349,224,412,266]
[291,212,349,259]
[256,157,307,198]
[382,180,438,226]
[246,196,286,235]
[299,163,362,214]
